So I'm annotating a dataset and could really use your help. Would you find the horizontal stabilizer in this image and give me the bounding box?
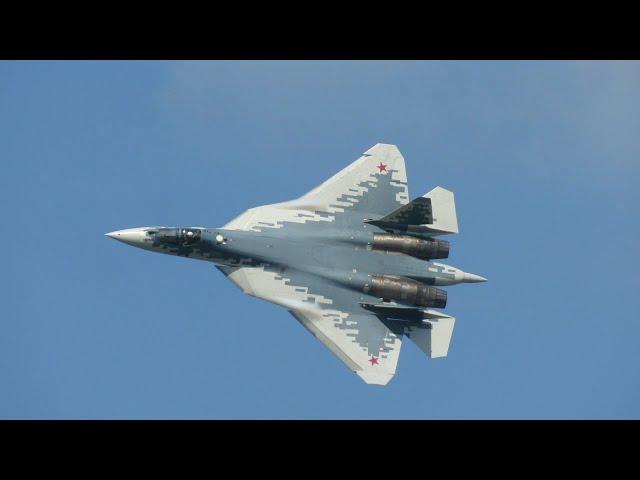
[367,186,458,236]
[425,187,458,234]
[361,303,455,358]
[404,311,455,358]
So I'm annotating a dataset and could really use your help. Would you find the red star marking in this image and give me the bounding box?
[377,162,387,173]
[369,355,379,366]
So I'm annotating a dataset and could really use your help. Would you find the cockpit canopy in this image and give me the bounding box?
[148,227,202,246]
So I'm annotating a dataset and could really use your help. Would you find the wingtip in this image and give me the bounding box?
[356,370,394,386]
[364,143,401,156]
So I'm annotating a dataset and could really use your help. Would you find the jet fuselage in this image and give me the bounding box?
[106,225,485,309]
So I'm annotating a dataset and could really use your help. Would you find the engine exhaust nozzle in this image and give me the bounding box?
[369,274,447,308]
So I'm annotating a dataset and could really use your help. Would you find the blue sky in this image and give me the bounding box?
[1,61,638,419]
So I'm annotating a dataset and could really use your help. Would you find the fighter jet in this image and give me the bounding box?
[106,144,486,385]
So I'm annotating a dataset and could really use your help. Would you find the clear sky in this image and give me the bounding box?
[1,61,638,419]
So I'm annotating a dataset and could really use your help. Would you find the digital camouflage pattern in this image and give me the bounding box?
[106,144,486,385]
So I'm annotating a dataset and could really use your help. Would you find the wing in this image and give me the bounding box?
[223,143,410,233]
[217,265,404,385]
[290,308,403,386]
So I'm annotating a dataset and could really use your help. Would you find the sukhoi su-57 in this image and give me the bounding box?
[106,144,486,385]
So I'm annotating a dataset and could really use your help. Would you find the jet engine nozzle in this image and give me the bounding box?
[369,274,447,308]
[372,233,449,260]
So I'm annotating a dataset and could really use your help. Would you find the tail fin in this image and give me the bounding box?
[360,304,455,359]
[368,186,459,236]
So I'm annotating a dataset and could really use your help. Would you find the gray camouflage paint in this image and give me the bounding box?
[106,144,485,384]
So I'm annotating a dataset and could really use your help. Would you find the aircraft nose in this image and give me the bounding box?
[462,272,488,283]
[105,228,147,247]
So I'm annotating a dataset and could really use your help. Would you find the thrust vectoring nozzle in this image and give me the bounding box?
[371,233,449,260]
